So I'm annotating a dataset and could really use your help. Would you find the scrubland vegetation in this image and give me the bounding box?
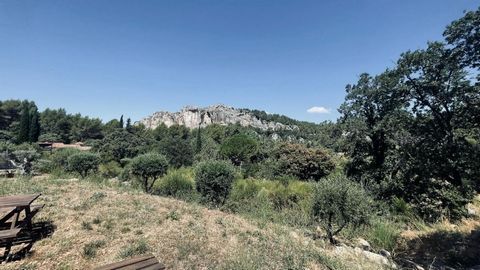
[0,7,479,270]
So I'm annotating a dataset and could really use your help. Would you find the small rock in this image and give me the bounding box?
[379,249,391,258]
[467,203,477,216]
[400,259,424,270]
[335,245,397,269]
[356,238,371,250]
[361,250,396,269]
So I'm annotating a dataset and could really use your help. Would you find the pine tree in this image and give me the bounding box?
[126,118,132,132]
[17,102,30,143]
[119,115,124,129]
[196,124,202,154]
[28,106,40,142]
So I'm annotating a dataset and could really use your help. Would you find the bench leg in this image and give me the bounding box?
[2,241,12,263]
[10,210,19,230]
[25,207,32,230]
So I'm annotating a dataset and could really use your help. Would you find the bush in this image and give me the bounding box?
[118,239,149,259]
[50,148,81,170]
[118,165,132,181]
[195,160,235,206]
[226,178,314,227]
[365,219,401,252]
[67,152,100,178]
[130,153,168,193]
[159,137,194,168]
[82,240,106,259]
[38,133,61,142]
[97,130,147,162]
[99,161,122,178]
[33,159,54,174]
[219,134,258,166]
[154,168,195,198]
[275,143,335,181]
[312,174,372,244]
[11,150,40,175]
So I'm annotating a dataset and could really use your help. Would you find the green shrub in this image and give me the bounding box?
[97,130,147,162]
[38,132,61,142]
[251,158,283,180]
[11,150,40,175]
[118,239,149,259]
[227,178,314,227]
[118,165,131,181]
[130,153,168,193]
[81,221,93,230]
[219,134,258,166]
[154,169,195,198]
[33,159,53,174]
[275,143,335,181]
[312,175,372,244]
[365,219,401,252]
[50,148,81,170]
[67,152,100,178]
[82,240,106,259]
[195,160,235,206]
[99,161,122,178]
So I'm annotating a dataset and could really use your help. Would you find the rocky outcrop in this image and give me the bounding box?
[138,104,296,131]
[335,245,397,269]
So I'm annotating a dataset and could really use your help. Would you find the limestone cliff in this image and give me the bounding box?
[138,104,295,131]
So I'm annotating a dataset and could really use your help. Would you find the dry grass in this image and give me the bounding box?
[0,176,390,270]
[396,195,480,268]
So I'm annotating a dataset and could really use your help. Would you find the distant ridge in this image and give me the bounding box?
[138,104,297,131]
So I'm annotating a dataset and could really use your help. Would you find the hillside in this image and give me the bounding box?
[137,104,340,149]
[137,104,298,131]
[0,176,392,270]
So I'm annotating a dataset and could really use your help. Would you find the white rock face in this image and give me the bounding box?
[138,104,296,131]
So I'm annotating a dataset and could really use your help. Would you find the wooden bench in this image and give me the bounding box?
[0,207,16,225]
[95,254,165,270]
[0,204,44,230]
[0,194,43,261]
[0,228,21,241]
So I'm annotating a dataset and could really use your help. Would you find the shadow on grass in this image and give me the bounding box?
[0,221,55,263]
[397,227,480,269]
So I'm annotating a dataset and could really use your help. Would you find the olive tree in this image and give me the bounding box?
[312,175,372,244]
[12,150,40,175]
[130,153,168,193]
[67,152,100,178]
[195,160,235,206]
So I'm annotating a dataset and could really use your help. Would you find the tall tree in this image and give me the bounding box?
[119,115,124,129]
[125,118,132,132]
[339,71,406,196]
[17,101,31,143]
[195,124,202,154]
[28,106,40,142]
[340,24,480,220]
[444,7,480,68]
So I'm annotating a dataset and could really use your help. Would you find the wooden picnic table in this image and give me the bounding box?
[0,194,43,261]
[0,194,40,208]
[0,194,41,229]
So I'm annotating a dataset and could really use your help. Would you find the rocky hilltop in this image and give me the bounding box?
[138,104,295,131]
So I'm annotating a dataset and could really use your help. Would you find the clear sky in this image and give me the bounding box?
[0,1,478,123]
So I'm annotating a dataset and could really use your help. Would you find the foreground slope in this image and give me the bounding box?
[0,176,392,270]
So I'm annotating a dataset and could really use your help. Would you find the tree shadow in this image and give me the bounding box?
[0,221,55,263]
[397,227,480,269]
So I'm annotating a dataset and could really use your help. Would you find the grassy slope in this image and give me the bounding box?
[0,176,388,270]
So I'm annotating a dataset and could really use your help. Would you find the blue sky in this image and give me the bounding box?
[0,1,478,123]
